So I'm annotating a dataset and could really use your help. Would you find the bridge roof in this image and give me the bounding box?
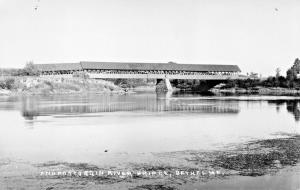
[36,62,241,72]
[36,63,82,71]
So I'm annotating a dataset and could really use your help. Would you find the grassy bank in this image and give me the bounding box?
[0,76,124,95]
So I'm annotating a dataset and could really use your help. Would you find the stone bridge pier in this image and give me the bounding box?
[156,78,173,92]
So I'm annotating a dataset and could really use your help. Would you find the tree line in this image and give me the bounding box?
[221,58,300,89]
[0,62,40,76]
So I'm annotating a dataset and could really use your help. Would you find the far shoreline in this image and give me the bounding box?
[210,86,300,96]
[1,75,300,97]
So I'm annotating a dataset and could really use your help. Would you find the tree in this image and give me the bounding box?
[275,68,281,78]
[23,61,40,76]
[285,58,300,88]
[292,58,300,69]
[287,68,297,81]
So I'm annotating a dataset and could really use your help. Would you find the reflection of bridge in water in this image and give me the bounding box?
[21,94,240,120]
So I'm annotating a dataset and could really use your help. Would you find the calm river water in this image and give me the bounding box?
[0,92,299,164]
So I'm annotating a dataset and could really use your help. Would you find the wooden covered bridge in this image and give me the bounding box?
[36,61,241,90]
[36,61,241,79]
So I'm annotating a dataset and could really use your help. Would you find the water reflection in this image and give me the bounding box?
[287,101,300,122]
[19,93,240,120]
[0,93,299,162]
[1,94,300,122]
[268,100,300,122]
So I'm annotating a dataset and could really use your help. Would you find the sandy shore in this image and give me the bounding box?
[1,134,299,190]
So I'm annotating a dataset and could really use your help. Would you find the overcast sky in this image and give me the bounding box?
[0,0,299,76]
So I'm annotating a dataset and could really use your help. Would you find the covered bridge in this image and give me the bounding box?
[36,61,241,77]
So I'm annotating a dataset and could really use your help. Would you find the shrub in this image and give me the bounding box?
[5,78,15,89]
[72,71,89,79]
[44,81,54,90]
[0,78,15,89]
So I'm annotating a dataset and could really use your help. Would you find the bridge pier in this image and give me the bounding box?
[156,78,173,92]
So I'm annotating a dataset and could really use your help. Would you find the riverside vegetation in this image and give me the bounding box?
[0,62,124,95]
[209,58,300,95]
[0,77,123,95]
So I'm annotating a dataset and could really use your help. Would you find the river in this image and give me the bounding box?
[0,92,299,189]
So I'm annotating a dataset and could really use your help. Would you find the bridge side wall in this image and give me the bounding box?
[87,73,240,80]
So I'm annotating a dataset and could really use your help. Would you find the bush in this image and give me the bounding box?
[72,71,89,79]
[0,78,15,90]
[54,83,81,92]
[221,80,237,89]
[43,81,54,90]
[0,81,5,89]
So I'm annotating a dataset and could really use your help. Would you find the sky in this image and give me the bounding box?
[0,0,299,76]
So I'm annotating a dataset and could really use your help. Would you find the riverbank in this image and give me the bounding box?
[0,77,124,96]
[1,134,299,189]
[210,86,300,96]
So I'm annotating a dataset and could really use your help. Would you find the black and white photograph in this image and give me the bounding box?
[0,0,300,189]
